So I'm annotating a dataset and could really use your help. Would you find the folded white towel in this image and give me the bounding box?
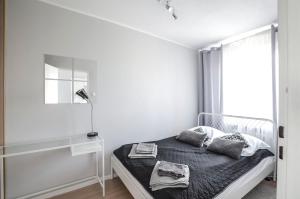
[128,144,157,159]
[150,161,189,191]
[136,143,156,154]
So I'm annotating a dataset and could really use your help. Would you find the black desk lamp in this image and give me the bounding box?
[75,89,98,138]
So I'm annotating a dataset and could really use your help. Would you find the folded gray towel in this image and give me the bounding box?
[157,161,185,179]
[128,144,157,159]
[150,161,189,191]
[136,143,156,154]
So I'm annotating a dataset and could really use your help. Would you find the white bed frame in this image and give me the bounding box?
[111,113,277,199]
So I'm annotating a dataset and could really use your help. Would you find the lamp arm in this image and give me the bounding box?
[87,98,94,133]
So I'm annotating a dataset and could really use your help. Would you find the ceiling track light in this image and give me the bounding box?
[157,0,178,20]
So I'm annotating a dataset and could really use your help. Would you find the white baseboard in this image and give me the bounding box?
[17,175,112,199]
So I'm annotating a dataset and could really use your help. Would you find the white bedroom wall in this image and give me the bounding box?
[5,0,198,198]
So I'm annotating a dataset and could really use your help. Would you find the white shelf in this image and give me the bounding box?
[0,134,103,158]
[0,133,105,199]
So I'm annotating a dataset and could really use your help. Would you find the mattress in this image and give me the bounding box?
[113,136,274,199]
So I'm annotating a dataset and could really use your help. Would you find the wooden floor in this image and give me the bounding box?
[51,178,276,199]
[51,178,133,199]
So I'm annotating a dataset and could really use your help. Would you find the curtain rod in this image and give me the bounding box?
[199,23,278,52]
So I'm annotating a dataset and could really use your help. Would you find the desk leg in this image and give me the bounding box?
[1,157,4,199]
[96,149,105,197]
[102,142,105,197]
[96,151,99,180]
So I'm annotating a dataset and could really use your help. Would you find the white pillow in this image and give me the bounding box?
[189,126,225,141]
[241,133,271,156]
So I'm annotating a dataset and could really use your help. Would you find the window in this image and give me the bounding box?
[222,30,276,119]
[44,55,97,104]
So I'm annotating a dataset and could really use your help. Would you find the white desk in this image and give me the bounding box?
[0,134,105,199]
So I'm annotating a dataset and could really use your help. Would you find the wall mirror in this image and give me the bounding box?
[44,54,97,104]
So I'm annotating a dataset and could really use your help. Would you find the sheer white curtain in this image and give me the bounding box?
[222,30,274,119]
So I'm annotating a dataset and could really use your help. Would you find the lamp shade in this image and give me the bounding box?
[75,89,89,100]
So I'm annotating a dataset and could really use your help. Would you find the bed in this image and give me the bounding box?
[111,113,277,199]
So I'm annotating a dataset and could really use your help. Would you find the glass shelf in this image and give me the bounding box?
[0,134,103,158]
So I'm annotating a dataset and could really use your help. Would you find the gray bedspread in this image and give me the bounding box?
[113,136,273,199]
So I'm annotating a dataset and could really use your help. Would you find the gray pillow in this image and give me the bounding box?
[176,130,207,147]
[220,133,249,148]
[207,137,245,159]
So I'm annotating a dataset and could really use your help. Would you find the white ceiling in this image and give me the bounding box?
[41,0,277,49]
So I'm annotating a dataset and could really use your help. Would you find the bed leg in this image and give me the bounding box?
[111,165,115,179]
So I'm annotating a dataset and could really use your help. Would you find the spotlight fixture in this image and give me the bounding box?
[165,2,173,12]
[157,0,178,20]
[171,12,178,20]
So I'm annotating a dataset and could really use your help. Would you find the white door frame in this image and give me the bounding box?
[278,0,300,198]
[277,0,288,198]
